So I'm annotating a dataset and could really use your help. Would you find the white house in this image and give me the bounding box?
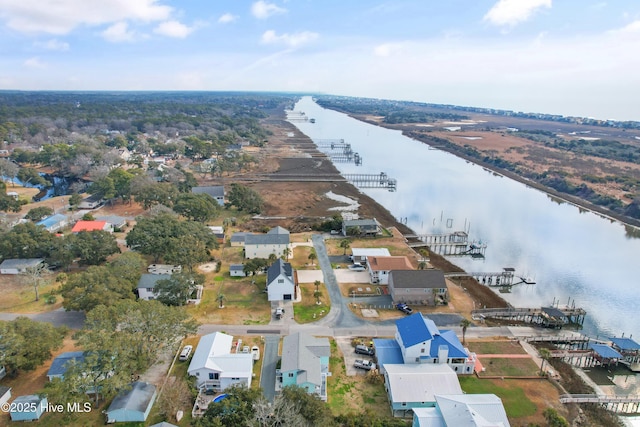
[192,186,225,206]
[384,364,462,417]
[266,259,296,302]
[36,213,68,232]
[187,332,253,391]
[244,226,290,259]
[0,258,44,275]
[366,256,413,285]
[229,264,246,277]
[137,274,171,300]
[412,394,511,427]
[78,194,104,209]
[350,247,390,264]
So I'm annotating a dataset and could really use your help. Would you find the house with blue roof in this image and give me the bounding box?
[376,313,476,375]
[36,213,68,232]
[47,351,85,381]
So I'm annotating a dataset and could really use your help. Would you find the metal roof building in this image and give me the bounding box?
[105,381,157,423]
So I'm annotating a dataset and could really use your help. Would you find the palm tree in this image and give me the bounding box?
[339,239,351,255]
[460,318,471,345]
[539,348,551,376]
[308,251,317,266]
[216,293,226,308]
[281,247,291,260]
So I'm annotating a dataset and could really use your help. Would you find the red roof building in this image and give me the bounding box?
[71,220,112,233]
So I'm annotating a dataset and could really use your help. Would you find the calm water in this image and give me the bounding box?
[291,96,640,340]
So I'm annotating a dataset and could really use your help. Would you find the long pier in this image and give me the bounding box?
[404,231,486,258]
[313,139,363,165]
[472,306,587,328]
[445,268,518,287]
[559,394,640,414]
[344,172,397,191]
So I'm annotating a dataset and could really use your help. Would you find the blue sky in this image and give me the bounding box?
[1,0,639,121]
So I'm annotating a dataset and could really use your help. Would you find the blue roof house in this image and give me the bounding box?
[36,213,68,232]
[381,313,476,375]
[10,394,48,421]
[279,332,331,401]
[47,351,86,381]
[105,381,157,423]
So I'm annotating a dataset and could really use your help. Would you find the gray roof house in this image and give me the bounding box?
[0,258,44,275]
[229,264,246,277]
[279,333,331,401]
[0,386,11,407]
[105,381,157,423]
[244,227,290,259]
[266,259,296,302]
[137,273,171,301]
[388,269,449,306]
[342,218,381,237]
[96,215,127,230]
[230,232,252,247]
[192,185,225,206]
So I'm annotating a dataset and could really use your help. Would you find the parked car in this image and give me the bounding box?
[179,345,193,361]
[275,307,284,319]
[251,346,260,361]
[355,344,375,356]
[396,303,413,315]
[354,359,376,371]
[348,263,365,271]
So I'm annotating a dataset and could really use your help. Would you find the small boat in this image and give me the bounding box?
[309,118,316,123]
[251,346,260,361]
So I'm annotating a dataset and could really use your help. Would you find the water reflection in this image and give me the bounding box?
[292,96,640,340]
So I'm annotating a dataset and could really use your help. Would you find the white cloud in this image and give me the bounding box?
[260,30,318,47]
[101,22,136,42]
[34,39,70,51]
[484,0,551,27]
[615,20,640,34]
[154,20,194,38]
[0,0,172,34]
[373,43,405,57]
[24,57,45,68]
[218,13,237,24]
[251,1,287,20]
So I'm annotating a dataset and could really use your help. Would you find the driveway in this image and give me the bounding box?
[0,308,86,329]
[336,337,375,377]
[297,269,370,284]
[260,335,281,402]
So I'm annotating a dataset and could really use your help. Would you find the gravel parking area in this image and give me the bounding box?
[336,337,375,377]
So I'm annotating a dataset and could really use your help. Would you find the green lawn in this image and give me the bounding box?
[478,357,540,377]
[467,340,528,354]
[458,376,537,418]
[293,282,331,323]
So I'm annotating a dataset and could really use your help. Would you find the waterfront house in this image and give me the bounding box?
[36,213,68,232]
[388,270,449,306]
[384,364,462,417]
[366,256,413,284]
[10,394,47,421]
[412,394,510,426]
[266,259,296,302]
[187,332,253,391]
[350,247,391,264]
[105,381,157,423]
[279,332,330,401]
[244,226,290,259]
[342,218,381,237]
[374,313,476,375]
[0,258,44,275]
[192,185,225,206]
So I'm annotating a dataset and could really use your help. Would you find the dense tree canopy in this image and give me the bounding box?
[126,212,217,263]
[173,192,220,222]
[0,317,66,376]
[226,183,264,214]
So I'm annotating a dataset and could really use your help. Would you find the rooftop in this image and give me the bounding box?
[390,269,447,289]
[367,256,413,271]
[71,220,108,232]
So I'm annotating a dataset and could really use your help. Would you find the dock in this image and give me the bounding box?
[472,306,587,329]
[344,172,397,191]
[404,231,486,258]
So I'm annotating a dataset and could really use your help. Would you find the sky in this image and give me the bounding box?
[0,0,640,121]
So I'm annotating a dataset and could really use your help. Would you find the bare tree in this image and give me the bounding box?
[21,262,50,302]
[157,376,191,422]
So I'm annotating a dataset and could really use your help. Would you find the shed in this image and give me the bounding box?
[10,394,47,421]
[0,258,44,275]
[0,386,11,407]
[105,381,157,423]
[229,264,246,277]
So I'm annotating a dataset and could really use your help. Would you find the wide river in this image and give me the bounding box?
[291,96,640,340]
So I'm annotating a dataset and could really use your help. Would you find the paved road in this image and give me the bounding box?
[0,308,85,329]
[260,335,281,402]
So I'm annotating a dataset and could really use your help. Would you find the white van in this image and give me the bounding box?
[179,345,193,361]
